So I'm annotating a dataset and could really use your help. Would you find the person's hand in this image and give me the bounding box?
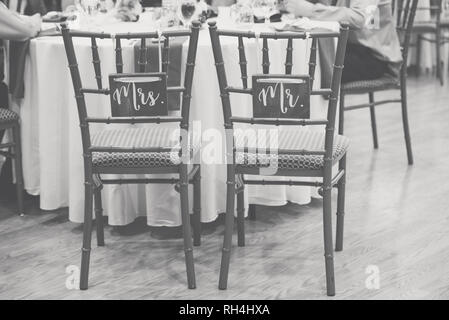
[285,0,316,18]
[21,13,42,38]
[29,13,42,35]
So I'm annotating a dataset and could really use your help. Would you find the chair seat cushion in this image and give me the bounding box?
[91,126,190,168]
[235,129,349,170]
[342,76,400,94]
[0,108,19,123]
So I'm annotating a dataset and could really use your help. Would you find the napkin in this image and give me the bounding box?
[133,37,186,111]
[273,18,340,33]
[8,40,30,99]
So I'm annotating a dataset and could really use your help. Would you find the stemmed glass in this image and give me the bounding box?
[177,0,197,28]
[252,0,277,23]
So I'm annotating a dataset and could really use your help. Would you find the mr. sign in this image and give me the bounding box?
[252,74,310,119]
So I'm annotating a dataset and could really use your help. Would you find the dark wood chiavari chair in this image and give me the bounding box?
[409,0,447,85]
[0,110,24,216]
[61,21,201,290]
[0,0,24,217]
[208,21,350,296]
[340,0,418,165]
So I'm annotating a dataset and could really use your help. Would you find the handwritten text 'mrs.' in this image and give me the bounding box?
[112,81,161,111]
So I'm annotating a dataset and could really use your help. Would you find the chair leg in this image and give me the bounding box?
[368,92,379,149]
[322,173,335,296]
[94,188,105,247]
[179,164,196,289]
[335,155,347,252]
[192,167,201,247]
[436,30,443,85]
[338,89,344,135]
[237,187,245,247]
[218,164,236,290]
[400,76,414,165]
[80,179,94,290]
[416,35,422,76]
[248,204,256,220]
[12,123,24,216]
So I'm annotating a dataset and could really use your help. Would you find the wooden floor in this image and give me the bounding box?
[1,74,449,300]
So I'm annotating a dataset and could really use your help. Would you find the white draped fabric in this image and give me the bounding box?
[11,20,336,226]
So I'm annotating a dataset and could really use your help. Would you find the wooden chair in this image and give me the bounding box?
[61,22,201,290]
[0,109,24,216]
[410,0,447,85]
[209,21,350,296]
[340,0,418,166]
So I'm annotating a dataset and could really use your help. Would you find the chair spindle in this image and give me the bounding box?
[285,38,293,74]
[115,38,123,73]
[238,36,248,88]
[262,38,270,74]
[90,37,102,89]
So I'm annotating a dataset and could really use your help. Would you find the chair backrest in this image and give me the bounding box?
[396,0,419,73]
[61,22,200,158]
[396,0,436,25]
[208,21,349,164]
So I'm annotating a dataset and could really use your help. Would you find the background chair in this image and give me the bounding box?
[0,109,24,216]
[410,0,447,85]
[61,22,201,290]
[209,21,349,296]
[340,0,418,165]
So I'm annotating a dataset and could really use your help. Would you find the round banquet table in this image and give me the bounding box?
[12,20,334,226]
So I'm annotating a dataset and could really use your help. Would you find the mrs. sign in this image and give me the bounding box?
[109,73,168,117]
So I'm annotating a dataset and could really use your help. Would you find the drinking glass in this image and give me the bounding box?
[252,0,277,23]
[177,0,197,28]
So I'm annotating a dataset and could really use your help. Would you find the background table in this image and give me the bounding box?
[11,21,332,226]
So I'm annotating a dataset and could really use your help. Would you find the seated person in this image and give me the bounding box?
[285,0,402,83]
[0,1,41,41]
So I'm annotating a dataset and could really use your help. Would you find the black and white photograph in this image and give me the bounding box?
[0,0,448,304]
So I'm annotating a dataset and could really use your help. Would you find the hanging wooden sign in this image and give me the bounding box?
[252,74,310,119]
[109,73,168,117]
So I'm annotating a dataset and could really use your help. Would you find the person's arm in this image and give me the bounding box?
[0,3,41,41]
[286,0,377,29]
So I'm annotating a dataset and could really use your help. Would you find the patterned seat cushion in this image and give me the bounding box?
[91,127,190,168]
[342,76,400,94]
[235,128,349,170]
[0,108,19,123]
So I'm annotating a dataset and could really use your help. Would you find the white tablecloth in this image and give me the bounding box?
[12,21,332,226]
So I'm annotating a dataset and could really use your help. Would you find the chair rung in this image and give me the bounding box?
[226,86,252,94]
[101,178,179,185]
[89,146,179,153]
[167,86,185,92]
[80,88,110,95]
[86,116,182,124]
[345,99,401,111]
[0,142,15,149]
[235,147,325,156]
[243,179,323,187]
[231,116,328,126]
[311,89,332,96]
